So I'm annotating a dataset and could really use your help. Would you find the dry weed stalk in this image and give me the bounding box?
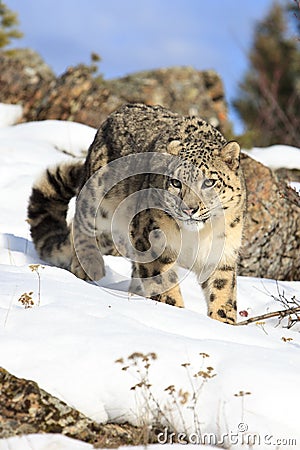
[29,264,44,306]
[116,351,217,443]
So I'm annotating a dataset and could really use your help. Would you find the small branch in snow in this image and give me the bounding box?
[237,281,300,328]
[235,306,300,326]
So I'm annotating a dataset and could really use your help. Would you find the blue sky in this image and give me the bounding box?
[7,0,276,133]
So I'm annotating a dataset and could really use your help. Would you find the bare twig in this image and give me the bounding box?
[235,306,300,326]
[237,281,300,327]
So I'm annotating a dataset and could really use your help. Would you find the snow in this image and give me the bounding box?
[0,434,94,450]
[0,435,216,450]
[0,118,300,449]
[243,145,300,170]
[0,119,96,158]
[0,103,23,127]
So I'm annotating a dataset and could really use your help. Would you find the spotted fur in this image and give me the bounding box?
[28,103,246,324]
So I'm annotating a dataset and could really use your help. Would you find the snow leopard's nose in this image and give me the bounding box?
[182,206,199,217]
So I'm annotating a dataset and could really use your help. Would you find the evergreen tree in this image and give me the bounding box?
[0,1,22,48]
[233,1,300,147]
[287,0,300,35]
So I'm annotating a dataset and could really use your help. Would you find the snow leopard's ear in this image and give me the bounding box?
[167,139,181,156]
[221,141,240,170]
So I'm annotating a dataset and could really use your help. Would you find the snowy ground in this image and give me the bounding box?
[0,106,300,449]
[243,145,300,171]
[0,436,217,450]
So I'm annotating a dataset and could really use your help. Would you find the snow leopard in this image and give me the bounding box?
[28,103,246,324]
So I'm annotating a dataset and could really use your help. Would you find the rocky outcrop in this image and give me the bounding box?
[0,367,147,447]
[107,67,228,132]
[24,64,116,128]
[239,154,300,280]
[0,49,55,118]
[275,167,300,182]
[0,50,229,132]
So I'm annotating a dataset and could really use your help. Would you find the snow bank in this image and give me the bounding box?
[0,117,299,449]
[243,145,300,170]
[0,435,216,450]
[0,103,23,127]
[0,120,95,237]
[0,119,96,157]
[0,434,94,450]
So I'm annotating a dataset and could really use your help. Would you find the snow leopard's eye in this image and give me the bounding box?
[202,179,216,189]
[170,178,182,189]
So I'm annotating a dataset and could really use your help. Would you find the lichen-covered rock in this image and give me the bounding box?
[25,64,113,127]
[239,154,300,280]
[275,167,300,182]
[0,367,144,447]
[0,50,229,132]
[27,65,229,132]
[108,67,228,132]
[0,49,55,119]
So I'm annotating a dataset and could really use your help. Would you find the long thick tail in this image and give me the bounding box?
[27,160,85,268]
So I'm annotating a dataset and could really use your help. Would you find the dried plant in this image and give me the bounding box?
[116,351,217,443]
[18,291,34,309]
[234,390,252,425]
[29,264,44,306]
